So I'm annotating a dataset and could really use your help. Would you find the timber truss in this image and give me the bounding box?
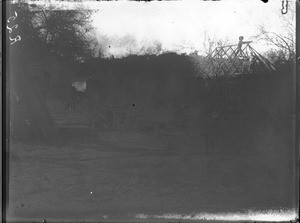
[190,42,276,77]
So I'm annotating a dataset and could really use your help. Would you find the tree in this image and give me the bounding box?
[32,6,95,61]
[201,32,232,57]
[202,31,214,57]
[13,3,96,62]
[8,2,96,139]
[138,40,163,55]
[255,25,295,63]
[253,5,295,64]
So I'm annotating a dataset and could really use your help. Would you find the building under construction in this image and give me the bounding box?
[190,39,276,77]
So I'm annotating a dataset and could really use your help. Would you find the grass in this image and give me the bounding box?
[8,72,296,222]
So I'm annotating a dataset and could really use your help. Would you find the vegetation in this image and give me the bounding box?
[8,3,295,141]
[8,3,96,139]
[254,4,295,67]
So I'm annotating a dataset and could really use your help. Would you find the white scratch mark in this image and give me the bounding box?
[135,209,298,222]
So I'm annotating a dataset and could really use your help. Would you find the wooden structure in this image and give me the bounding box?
[190,41,276,77]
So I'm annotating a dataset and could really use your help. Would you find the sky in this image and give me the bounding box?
[29,0,295,58]
[88,0,295,57]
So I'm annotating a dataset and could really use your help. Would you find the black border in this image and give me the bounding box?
[0,1,299,222]
[295,0,300,218]
[2,1,9,223]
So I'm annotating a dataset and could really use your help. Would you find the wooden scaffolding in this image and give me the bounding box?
[190,41,276,77]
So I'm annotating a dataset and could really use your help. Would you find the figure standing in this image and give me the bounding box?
[235,36,244,57]
[235,36,252,58]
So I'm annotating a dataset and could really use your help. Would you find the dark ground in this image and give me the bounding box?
[7,73,297,222]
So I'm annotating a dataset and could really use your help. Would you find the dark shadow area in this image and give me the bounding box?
[9,52,296,221]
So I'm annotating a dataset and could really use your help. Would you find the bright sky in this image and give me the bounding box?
[30,0,295,57]
[88,0,295,57]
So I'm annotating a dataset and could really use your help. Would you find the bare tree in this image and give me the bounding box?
[8,2,97,139]
[201,32,231,57]
[138,40,163,55]
[202,31,214,56]
[253,5,295,63]
[31,5,95,61]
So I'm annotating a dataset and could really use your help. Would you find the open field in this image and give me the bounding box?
[8,114,296,222]
[8,72,297,222]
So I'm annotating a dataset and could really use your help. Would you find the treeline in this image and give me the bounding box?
[65,53,195,110]
[66,52,293,117]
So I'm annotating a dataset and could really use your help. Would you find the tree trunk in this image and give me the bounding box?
[10,52,54,140]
